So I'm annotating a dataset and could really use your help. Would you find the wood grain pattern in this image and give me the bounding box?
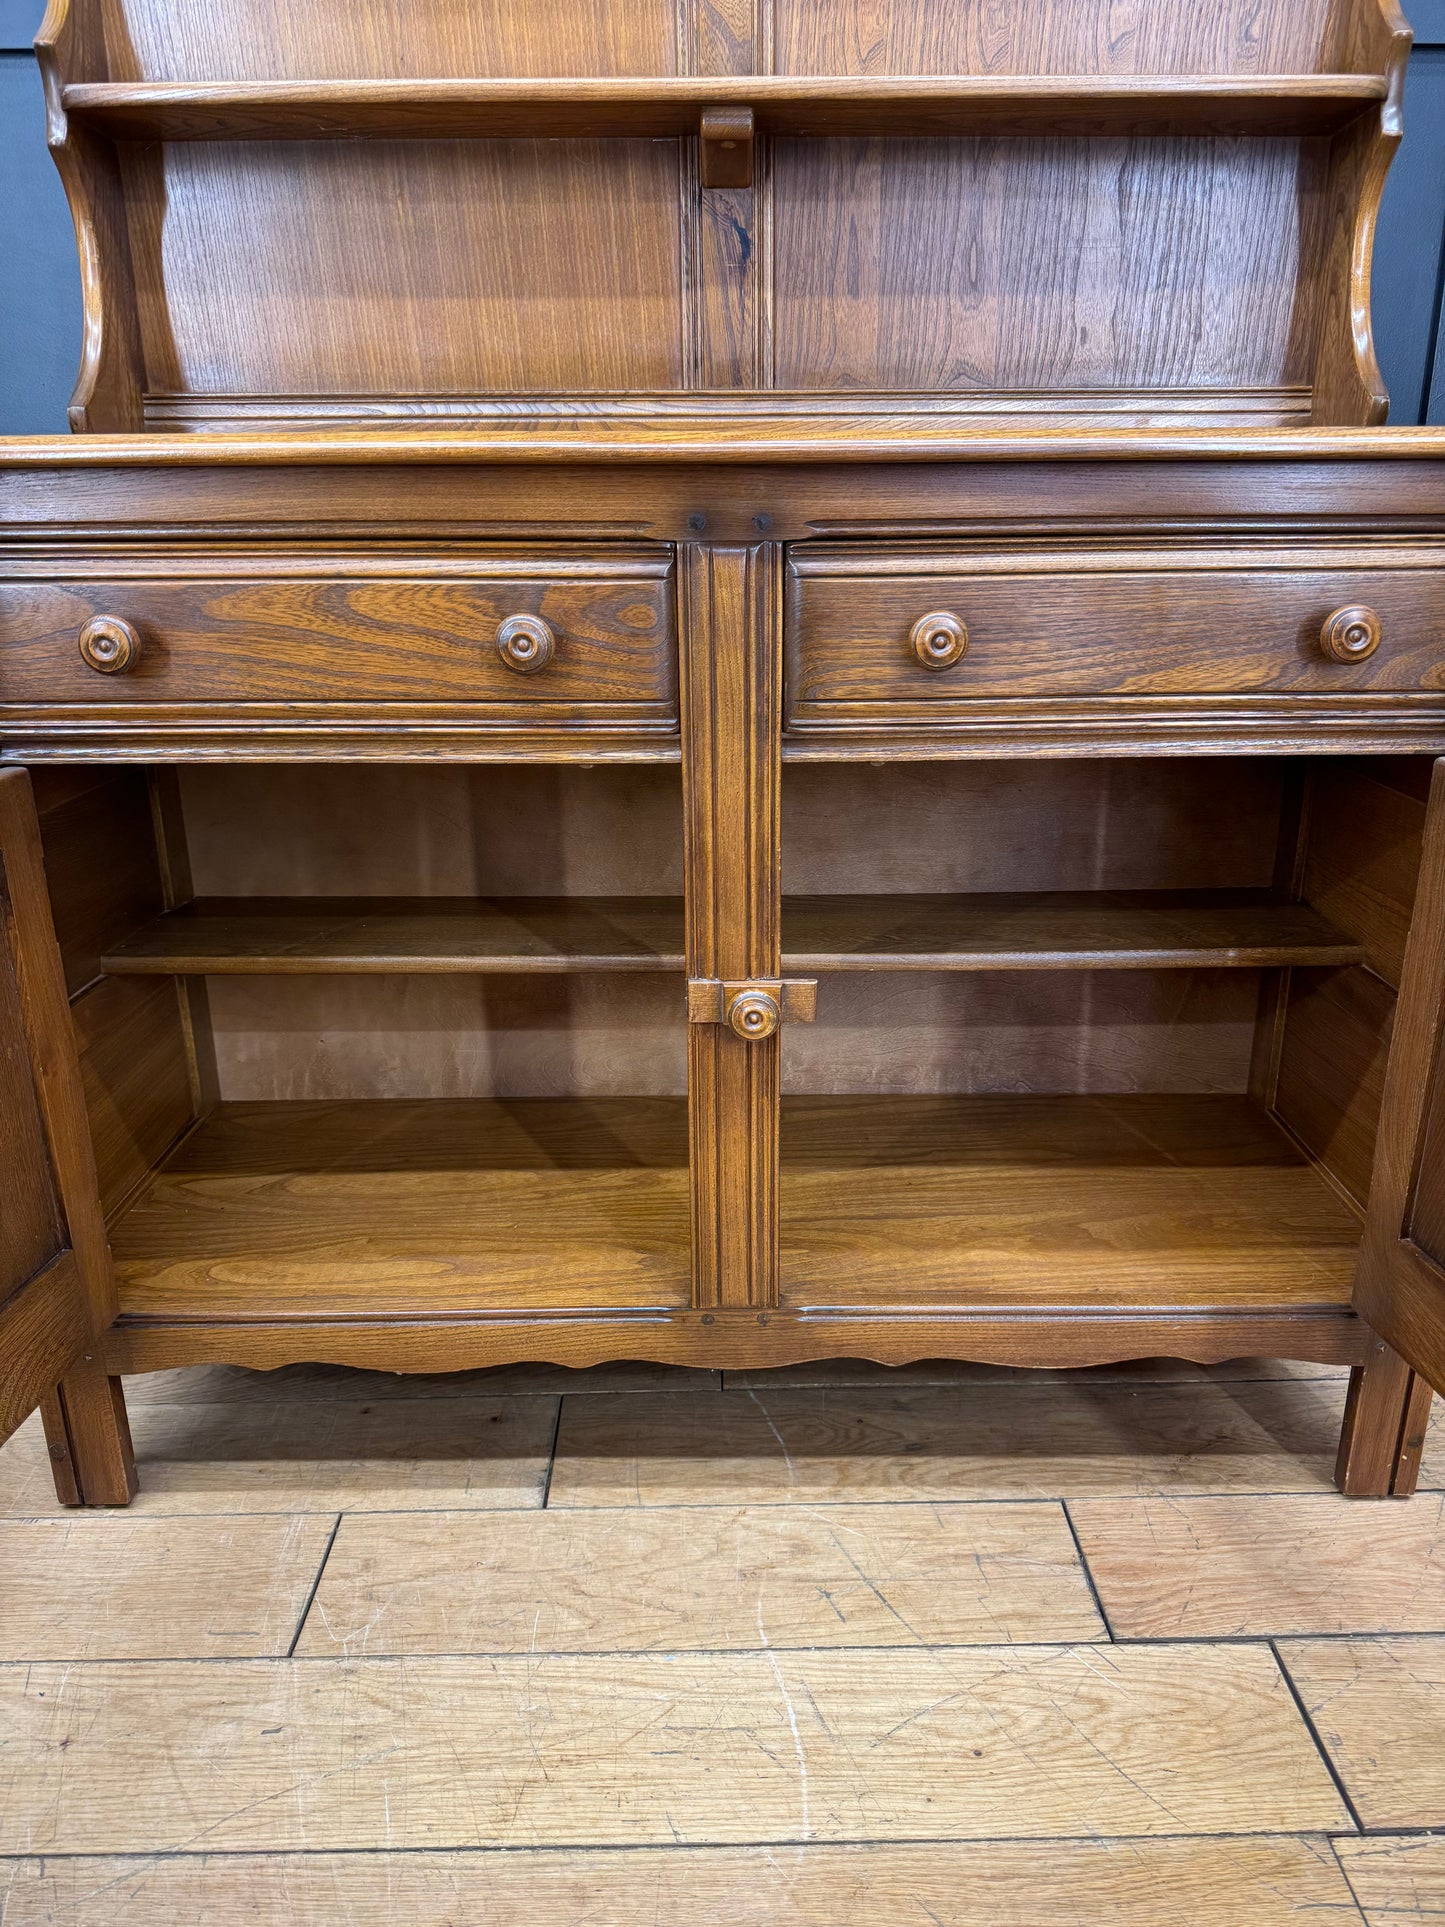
[0,1838,1369,1927]
[1334,1835,1445,1925]
[108,1098,691,1318]
[547,1377,1352,1504]
[96,889,1360,976]
[297,1501,1104,1654]
[1278,1637,1445,1829]
[1353,760,1445,1397]
[71,973,194,1219]
[0,1392,559,1517]
[772,138,1327,396]
[102,896,690,974]
[0,565,676,711]
[1272,964,1394,1210]
[683,545,782,1311]
[1300,759,1428,988]
[63,76,1388,143]
[775,0,1362,76]
[1072,1492,1445,1636]
[787,550,1445,719]
[0,1512,335,1657]
[0,768,120,1471]
[782,891,1361,971]
[31,768,164,997]
[178,764,685,898]
[124,140,685,401]
[0,1645,1350,1850]
[778,1095,1360,1309]
[123,1359,719,1401]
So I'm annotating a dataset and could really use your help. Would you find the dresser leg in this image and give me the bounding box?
[41,1363,138,1507]
[1335,1335,1433,1498]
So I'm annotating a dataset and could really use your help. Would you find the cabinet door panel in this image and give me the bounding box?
[1355,758,1445,1394]
[0,767,113,1442]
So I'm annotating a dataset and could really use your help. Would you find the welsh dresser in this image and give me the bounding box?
[3,0,1445,1503]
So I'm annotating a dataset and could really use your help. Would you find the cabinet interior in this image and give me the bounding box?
[30,752,1428,1332]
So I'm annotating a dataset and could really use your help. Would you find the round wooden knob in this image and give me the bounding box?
[78,615,142,675]
[727,989,780,1041]
[1320,605,1382,664]
[496,614,555,675]
[910,611,968,671]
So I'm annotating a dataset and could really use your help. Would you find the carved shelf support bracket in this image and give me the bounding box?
[700,106,755,189]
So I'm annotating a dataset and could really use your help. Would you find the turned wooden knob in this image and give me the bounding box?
[910,610,968,670]
[1320,605,1382,664]
[78,614,142,674]
[727,989,780,1041]
[496,614,555,674]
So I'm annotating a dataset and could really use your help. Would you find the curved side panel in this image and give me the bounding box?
[34,0,146,433]
[1312,0,1413,425]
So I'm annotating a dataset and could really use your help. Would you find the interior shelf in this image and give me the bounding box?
[780,1094,1362,1310]
[60,73,1388,144]
[101,891,1363,977]
[109,1098,692,1320]
[101,897,688,975]
[783,892,1362,973]
[107,1092,1361,1325]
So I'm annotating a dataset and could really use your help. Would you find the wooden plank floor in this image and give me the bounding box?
[1,1357,1442,1922]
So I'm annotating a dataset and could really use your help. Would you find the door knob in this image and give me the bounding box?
[1320,605,1382,663]
[496,614,555,674]
[910,611,968,670]
[78,615,142,674]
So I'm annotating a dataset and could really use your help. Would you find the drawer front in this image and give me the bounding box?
[787,549,1445,723]
[0,555,675,713]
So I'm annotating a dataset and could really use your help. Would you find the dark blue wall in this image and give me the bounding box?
[3,1,1444,432]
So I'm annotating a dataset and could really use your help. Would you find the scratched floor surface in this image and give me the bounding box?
[1,1356,1443,1924]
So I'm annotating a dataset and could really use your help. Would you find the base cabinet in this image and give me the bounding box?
[4,485,1445,1504]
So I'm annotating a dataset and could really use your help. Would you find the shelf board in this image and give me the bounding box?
[784,891,1363,972]
[780,1094,1362,1311]
[111,1098,691,1320]
[108,1092,1359,1325]
[61,73,1388,144]
[101,897,688,975]
[101,891,1362,978]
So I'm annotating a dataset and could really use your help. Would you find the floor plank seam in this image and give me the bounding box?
[1059,1498,1116,1642]
[1269,1638,1367,1835]
[284,1513,342,1659]
[538,1397,565,1509]
[0,1637,1212,1666]
[0,1828,1381,1862]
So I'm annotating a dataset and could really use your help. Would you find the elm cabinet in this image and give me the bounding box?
[3,0,1445,1502]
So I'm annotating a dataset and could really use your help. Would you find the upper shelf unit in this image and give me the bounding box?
[61,74,1390,143]
[33,0,1415,435]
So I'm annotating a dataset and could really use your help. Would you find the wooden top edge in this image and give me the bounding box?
[3,426,1445,469]
[62,75,1390,102]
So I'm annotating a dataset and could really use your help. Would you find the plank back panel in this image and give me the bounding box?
[125,142,686,398]
[774,0,1353,78]
[772,137,1327,394]
[98,0,681,82]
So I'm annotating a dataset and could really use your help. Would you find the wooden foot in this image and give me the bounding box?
[1336,1333,1433,1499]
[43,1363,137,1507]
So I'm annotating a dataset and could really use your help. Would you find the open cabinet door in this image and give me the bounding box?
[1354,757,1445,1440]
[0,765,132,1501]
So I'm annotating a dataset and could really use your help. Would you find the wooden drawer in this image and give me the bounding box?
[0,551,676,716]
[786,546,1445,725]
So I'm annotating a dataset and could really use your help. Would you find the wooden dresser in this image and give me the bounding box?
[4,0,1445,1506]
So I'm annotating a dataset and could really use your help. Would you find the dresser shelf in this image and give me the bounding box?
[60,73,1388,144]
[780,1094,1362,1311]
[98,891,1362,978]
[103,1092,1359,1329]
